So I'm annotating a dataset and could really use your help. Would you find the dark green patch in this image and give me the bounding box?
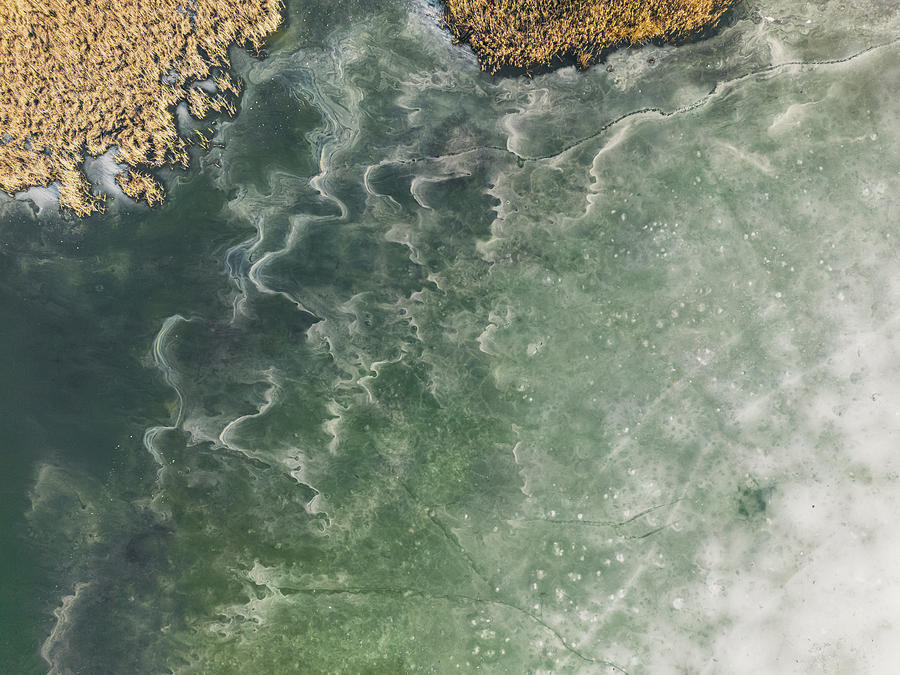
[737,483,772,519]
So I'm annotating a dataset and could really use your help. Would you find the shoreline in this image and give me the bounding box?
[442,0,740,74]
[0,0,283,216]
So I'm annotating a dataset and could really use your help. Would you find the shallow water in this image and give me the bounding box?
[3,0,900,672]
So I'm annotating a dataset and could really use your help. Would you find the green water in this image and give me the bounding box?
[3,0,900,672]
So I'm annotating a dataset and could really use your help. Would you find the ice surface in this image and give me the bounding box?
[8,0,900,671]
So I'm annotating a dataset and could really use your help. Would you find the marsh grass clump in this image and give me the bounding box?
[0,0,282,215]
[443,0,738,73]
[116,169,166,206]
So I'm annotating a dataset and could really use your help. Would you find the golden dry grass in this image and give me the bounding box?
[0,0,282,215]
[443,0,737,72]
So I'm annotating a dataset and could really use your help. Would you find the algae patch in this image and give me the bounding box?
[0,0,282,215]
[443,0,737,73]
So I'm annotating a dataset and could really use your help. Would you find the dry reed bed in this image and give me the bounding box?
[443,0,737,72]
[0,0,282,215]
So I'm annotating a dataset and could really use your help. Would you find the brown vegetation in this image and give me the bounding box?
[443,0,738,73]
[0,0,282,215]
